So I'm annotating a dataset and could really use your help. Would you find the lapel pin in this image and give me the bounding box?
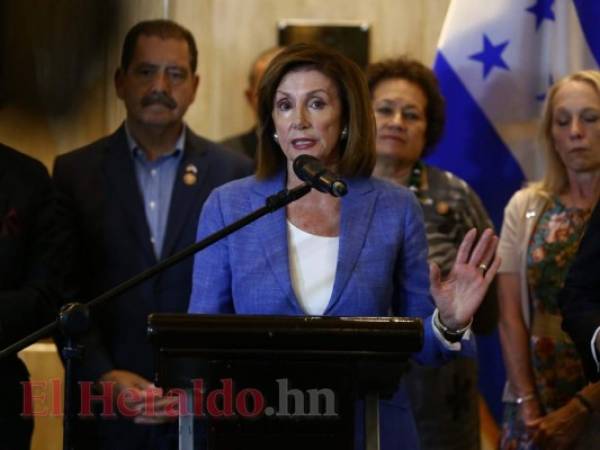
[435,201,450,215]
[183,164,198,186]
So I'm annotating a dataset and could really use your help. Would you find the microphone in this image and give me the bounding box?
[292,154,348,197]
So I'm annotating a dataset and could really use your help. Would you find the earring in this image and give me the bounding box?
[273,132,279,143]
[341,125,348,140]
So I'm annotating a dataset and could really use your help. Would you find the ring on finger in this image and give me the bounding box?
[478,263,488,273]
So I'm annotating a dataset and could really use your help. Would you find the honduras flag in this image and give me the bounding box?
[429,0,600,227]
[427,0,600,430]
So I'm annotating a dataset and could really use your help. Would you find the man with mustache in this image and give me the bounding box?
[53,19,252,450]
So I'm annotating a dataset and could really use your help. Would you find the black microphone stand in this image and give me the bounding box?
[0,182,312,450]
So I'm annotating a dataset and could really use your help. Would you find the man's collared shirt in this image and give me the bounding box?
[125,123,185,259]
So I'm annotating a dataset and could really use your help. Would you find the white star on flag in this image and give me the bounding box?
[428,0,599,226]
[426,0,600,433]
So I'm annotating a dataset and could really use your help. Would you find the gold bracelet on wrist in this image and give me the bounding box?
[515,393,536,404]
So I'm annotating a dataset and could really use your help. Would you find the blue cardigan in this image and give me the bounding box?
[188,171,475,449]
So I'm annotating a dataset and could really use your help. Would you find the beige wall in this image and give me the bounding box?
[0,0,450,169]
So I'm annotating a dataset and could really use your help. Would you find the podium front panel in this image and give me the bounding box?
[147,314,423,449]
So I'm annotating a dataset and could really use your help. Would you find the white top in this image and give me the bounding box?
[287,220,339,315]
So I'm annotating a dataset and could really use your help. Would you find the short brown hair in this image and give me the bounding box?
[121,19,198,72]
[533,69,600,196]
[366,57,445,156]
[256,43,376,179]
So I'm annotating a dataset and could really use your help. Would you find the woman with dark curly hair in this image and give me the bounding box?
[367,57,497,450]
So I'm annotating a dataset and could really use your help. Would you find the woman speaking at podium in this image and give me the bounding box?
[188,43,500,449]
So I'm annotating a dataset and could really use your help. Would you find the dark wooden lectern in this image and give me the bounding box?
[148,314,422,450]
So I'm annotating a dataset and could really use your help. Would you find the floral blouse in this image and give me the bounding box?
[526,197,591,412]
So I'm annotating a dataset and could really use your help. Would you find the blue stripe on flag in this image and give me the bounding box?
[426,52,525,229]
[573,0,600,66]
[428,51,522,423]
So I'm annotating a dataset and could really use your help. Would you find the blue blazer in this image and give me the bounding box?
[188,171,475,449]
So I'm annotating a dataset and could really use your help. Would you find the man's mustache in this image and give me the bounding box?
[141,92,177,109]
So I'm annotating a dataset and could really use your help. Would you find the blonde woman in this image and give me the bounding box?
[498,70,600,450]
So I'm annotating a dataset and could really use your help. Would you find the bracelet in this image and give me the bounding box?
[574,393,594,414]
[515,393,536,404]
[433,309,472,343]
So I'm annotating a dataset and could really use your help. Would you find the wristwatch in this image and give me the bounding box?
[432,308,472,343]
